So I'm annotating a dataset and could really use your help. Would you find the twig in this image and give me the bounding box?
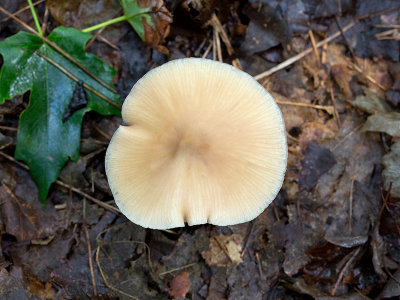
[349,176,355,234]
[85,11,121,51]
[202,41,212,59]
[331,247,361,295]
[308,29,320,66]
[93,123,112,140]
[1,181,36,227]
[349,62,387,91]
[1,0,45,22]
[241,221,254,258]
[332,123,363,150]
[254,20,357,81]
[0,126,17,131]
[253,6,400,81]
[255,252,264,280]
[159,262,197,276]
[215,29,223,62]
[97,35,120,50]
[95,246,140,300]
[329,86,341,127]
[275,99,334,114]
[334,15,357,61]
[84,225,97,296]
[95,238,152,299]
[194,38,207,56]
[36,52,121,110]
[0,5,117,94]
[210,13,242,68]
[212,30,217,61]
[271,202,280,221]
[213,236,232,263]
[40,5,48,34]
[0,151,120,214]
[55,180,120,214]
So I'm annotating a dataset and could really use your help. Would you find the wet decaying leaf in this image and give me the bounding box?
[46,0,121,31]
[352,91,391,114]
[2,0,400,298]
[362,112,400,137]
[382,141,400,197]
[0,160,62,242]
[0,267,40,299]
[299,141,336,191]
[240,1,291,55]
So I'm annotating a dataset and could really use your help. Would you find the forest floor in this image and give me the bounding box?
[1,0,400,299]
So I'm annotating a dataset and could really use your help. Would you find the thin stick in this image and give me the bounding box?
[271,202,280,221]
[321,43,328,64]
[329,86,341,127]
[202,41,212,59]
[212,29,217,61]
[255,252,264,280]
[41,5,49,35]
[159,262,197,276]
[334,16,357,61]
[331,247,361,295]
[84,226,97,296]
[0,151,120,214]
[97,35,120,50]
[1,182,36,227]
[332,123,363,150]
[308,29,320,66]
[253,6,400,81]
[55,180,120,214]
[0,5,117,93]
[96,246,140,300]
[275,99,334,114]
[350,62,387,91]
[349,176,355,234]
[36,52,121,110]
[1,0,45,22]
[27,0,43,36]
[241,221,254,258]
[215,30,223,62]
[254,20,356,81]
[213,236,233,263]
[0,126,17,131]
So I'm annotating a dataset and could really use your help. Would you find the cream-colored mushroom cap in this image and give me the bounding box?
[105,58,287,229]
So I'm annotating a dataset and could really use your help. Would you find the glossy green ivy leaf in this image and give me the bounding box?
[0,26,121,203]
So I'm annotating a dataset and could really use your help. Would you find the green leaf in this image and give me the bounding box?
[0,26,121,203]
[119,0,152,41]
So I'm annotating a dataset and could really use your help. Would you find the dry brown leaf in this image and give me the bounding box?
[170,272,191,299]
[139,0,172,54]
[201,234,243,267]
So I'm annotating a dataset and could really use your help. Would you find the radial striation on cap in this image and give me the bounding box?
[105,58,287,229]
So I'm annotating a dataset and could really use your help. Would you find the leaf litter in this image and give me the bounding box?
[1,0,400,299]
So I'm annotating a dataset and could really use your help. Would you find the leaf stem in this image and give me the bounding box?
[82,12,147,33]
[27,0,43,36]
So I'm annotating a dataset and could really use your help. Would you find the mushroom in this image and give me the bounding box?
[105,58,287,229]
